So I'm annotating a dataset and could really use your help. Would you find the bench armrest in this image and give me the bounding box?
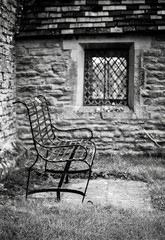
[52,125,93,140]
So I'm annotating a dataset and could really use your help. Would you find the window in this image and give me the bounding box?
[84,47,132,106]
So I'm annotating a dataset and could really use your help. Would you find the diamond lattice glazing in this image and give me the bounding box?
[84,49,129,106]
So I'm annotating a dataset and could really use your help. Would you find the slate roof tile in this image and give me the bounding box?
[18,0,165,37]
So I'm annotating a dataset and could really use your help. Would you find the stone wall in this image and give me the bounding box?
[0,0,18,145]
[16,35,165,156]
[0,0,19,180]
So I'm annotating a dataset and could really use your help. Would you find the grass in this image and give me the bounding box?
[0,198,165,240]
[93,154,165,182]
[0,154,165,239]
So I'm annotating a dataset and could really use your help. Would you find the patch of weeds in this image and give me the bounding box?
[0,168,26,201]
[0,167,49,200]
[92,170,148,182]
[149,180,165,211]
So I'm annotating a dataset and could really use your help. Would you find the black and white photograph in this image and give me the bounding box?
[0,0,165,239]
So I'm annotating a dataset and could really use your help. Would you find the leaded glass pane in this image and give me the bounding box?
[84,49,129,106]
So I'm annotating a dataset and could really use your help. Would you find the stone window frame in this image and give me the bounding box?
[63,36,152,117]
[82,43,134,108]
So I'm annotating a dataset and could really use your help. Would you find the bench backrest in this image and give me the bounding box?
[24,95,55,149]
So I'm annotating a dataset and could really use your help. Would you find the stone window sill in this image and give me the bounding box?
[76,105,135,119]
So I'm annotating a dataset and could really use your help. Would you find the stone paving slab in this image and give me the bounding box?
[30,178,153,212]
[63,179,152,211]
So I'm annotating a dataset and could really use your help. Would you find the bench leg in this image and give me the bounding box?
[44,160,48,173]
[26,168,31,199]
[45,150,49,173]
[26,155,39,199]
[82,169,92,202]
[57,146,77,200]
[57,161,71,201]
[65,174,69,184]
[57,191,61,201]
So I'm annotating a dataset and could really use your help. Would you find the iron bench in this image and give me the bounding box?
[15,95,96,202]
